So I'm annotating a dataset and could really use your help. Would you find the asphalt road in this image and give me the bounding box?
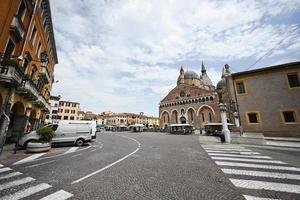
[1,132,300,199]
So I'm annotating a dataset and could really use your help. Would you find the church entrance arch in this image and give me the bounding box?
[160,110,170,128]
[180,116,186,124]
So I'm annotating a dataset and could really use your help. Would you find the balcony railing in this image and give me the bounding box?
[10,16,26,41]
[0,61,23,86]
[40,67,51,83]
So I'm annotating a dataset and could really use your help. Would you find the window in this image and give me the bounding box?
[4,39,15,59]
[30,65,37,77]
[236,81,246,94]
[287,73,300,88]
[43,19,47,31]
[65,109,69,113]
[59,102,64,106]
[46,115,49,119]
[57,116,62,120]
[209,113,212,122]
[202,113,205,122]
[36,41,42,57]
[17,1,26,20]
[49,124,58,131]
[52,110,57,114]
[54,103,58,107]
[282,111,296,123]
[63,116,68,120]
[70,116,74,120]
[247,113,259,123]
[30,26,37,45]
[71,110,75,114]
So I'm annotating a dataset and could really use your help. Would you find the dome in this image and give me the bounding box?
[184,71,200,79]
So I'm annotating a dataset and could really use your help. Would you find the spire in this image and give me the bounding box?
[201,61,206,74]
[180,66,184,75]
[221,66,226,78]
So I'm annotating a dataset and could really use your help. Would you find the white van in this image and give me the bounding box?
[19,122,93,147]
[59,120,97,140]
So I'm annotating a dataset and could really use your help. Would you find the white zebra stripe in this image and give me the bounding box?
[0,167,12,173]
[208,153,271,159]
[222,168,300,180]
[230,179,300,194]
[0,172,22,181]
[204,148,252,151]
[64,147,79,154]
[40,189,73,200]
[206,150,260,155]
[216,161,300,171]
[0,177,35,191]
[243,194,280,200]
[212,157,286,164]
[0,183,52,200]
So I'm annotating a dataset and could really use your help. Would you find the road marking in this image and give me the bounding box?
[204,148,252,152]
[203,146,246,149]
[0,183,52,200]
[25,160,57,168]
[71,153,82,158]
[0,167,12,173]
[230,179,300,194]
[0,177,35,191]
[216,161,300,171]
[222,168,300,180]
[40,189,73,200]
[0,172,22,181]
[13,153,46,165]
[64,147,79,154]
[243,195,280,200]
[206,150,260,155]
[208,153,272,159]
[72,134,141,184]
[90,149,97,152]
[211,157,286,164]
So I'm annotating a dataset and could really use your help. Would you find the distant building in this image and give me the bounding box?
[99,111,159,127]
[159,63,220,129]
[45,95,60,124]
[78,111,85,120]
[220,61,300,137]
[57,100,80,121]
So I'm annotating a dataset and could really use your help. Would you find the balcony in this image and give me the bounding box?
[40,67,51,83]
[0,61,23,86]
[10,16,26,41]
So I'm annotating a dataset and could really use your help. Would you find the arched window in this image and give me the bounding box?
[209,112,212,122]
[202,113,205,122]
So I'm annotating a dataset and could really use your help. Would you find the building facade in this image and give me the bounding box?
[159,63,220,129]
[221,61,300,137]
[45,95,60,124]
[57,100,80,121]
[0,0,57,145]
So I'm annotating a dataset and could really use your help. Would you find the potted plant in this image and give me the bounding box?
[26,126,55,153]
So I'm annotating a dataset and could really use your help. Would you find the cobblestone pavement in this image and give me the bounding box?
[202,144,300,200]
[4,132,298,199]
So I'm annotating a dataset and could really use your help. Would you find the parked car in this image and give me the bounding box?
[19,122,93,148]
[168,124,194,134]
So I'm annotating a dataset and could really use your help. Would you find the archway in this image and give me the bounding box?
[160,111,170,128]
[187,108,196,125]
[7,102,25,143]
[197,105,215,128]
[180,116,186,124]
[171,110,178,124]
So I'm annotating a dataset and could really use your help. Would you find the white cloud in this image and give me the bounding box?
[50,0,300,116]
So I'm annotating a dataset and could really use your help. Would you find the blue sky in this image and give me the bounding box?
[50,0,300,116]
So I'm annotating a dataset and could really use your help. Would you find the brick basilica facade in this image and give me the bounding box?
[159,63,220,129]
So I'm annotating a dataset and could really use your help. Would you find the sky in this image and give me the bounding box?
[50,0,300,117]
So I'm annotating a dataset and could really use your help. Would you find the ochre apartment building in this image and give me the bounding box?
[0,0,58,145]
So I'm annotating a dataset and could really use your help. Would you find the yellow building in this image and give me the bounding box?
[57,101,80,121]
[0,0,57,145]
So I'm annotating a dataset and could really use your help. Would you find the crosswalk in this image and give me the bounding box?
[202,144,300,200]
[0,163,73,200]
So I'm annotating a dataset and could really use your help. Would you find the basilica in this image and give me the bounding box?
[159,63,220,129]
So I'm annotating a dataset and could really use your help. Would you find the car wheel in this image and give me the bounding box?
[76,138,84,146]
